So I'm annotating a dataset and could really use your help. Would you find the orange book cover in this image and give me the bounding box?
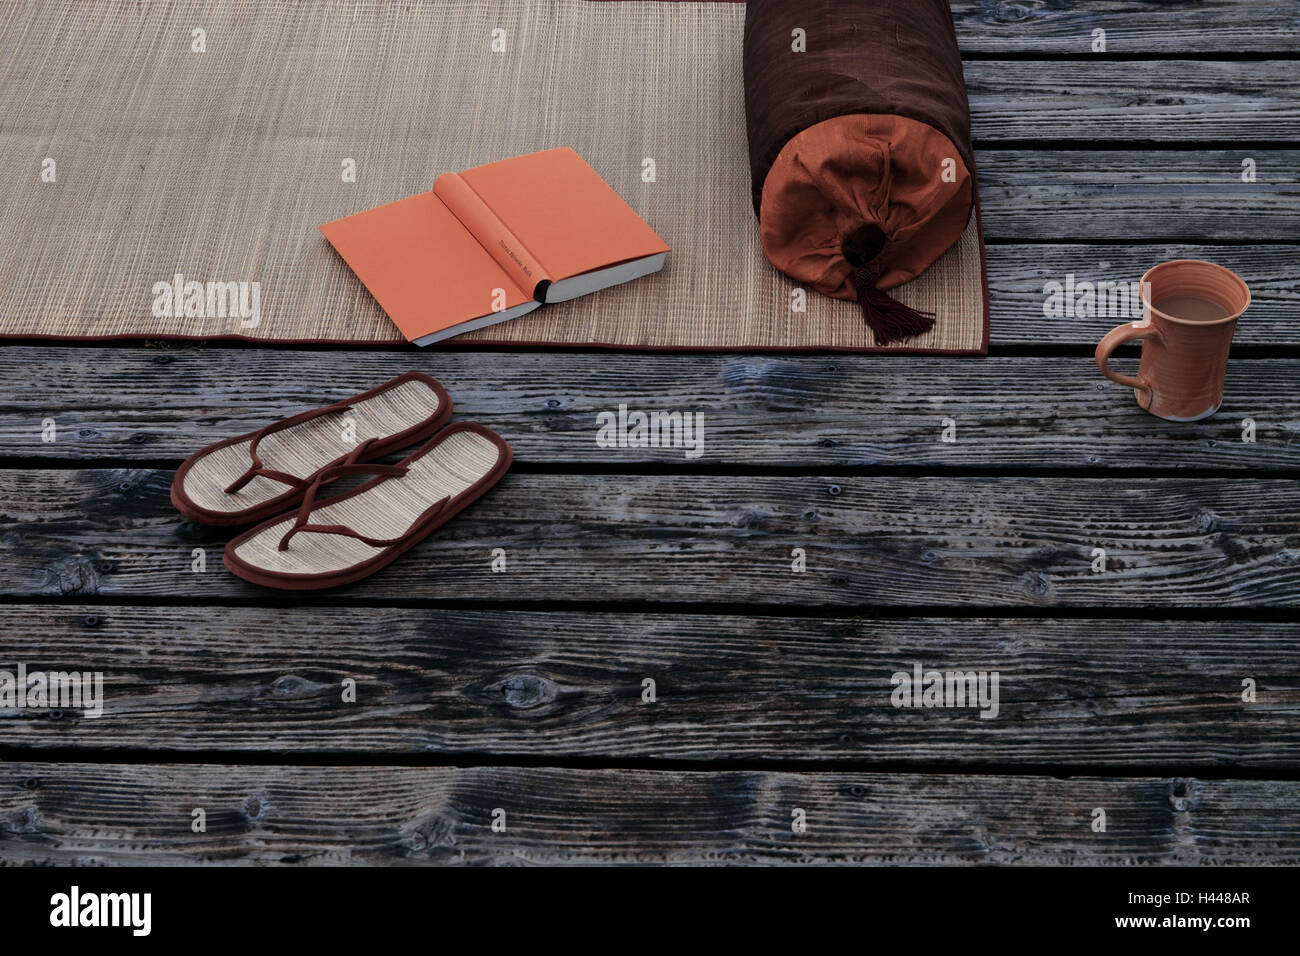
[320,148,669,345]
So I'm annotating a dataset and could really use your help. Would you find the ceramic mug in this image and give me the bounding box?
[1094,259,1251,421]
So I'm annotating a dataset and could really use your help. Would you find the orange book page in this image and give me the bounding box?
[319,191,531,342]
[459,147,670,281]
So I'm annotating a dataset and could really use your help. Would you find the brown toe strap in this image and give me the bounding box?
[275,446,454,552]
[277,495,451,552]
[223,401,356,494]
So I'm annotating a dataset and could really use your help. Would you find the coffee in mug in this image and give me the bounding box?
[1094,260,1250,421]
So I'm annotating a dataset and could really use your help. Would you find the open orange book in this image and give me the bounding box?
[320,148,670,345]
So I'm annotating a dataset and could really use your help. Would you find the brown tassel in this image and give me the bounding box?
[850,265,935,346]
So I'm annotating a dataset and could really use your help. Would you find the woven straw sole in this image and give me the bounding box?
[224,423,512,590]
[0,0,986,353]
[171,372,451,526]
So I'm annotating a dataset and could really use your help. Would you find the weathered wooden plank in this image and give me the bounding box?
[3,606,1295,766]
[976,151,1300,242]
[966,61,1300,141]
[3,348,1297,468]
[986,243,1300,345]
[2,471,1297,605]
[0,762,1294,865]
[951,0,1300,54]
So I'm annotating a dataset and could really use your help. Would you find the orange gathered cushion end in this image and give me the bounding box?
[759,114,972,300]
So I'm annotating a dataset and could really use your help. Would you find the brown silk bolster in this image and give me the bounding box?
[744,0,974,299]
[760,114,972,298]
[743,0,973,214]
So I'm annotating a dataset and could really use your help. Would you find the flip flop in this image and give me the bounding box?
[171,372,451,526]
[223,422,512,590]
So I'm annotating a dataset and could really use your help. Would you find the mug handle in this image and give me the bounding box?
[1095,321,1157,393]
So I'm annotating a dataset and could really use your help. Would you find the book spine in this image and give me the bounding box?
[432,172,551,301]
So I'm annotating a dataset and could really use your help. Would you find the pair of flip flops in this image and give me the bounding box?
[170,372,512,590]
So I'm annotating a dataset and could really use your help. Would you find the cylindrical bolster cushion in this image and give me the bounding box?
[744,0,974,302]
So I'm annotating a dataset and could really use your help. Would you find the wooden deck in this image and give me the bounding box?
[2,0,1298,865]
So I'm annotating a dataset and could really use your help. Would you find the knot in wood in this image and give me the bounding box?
[492,673,558,710]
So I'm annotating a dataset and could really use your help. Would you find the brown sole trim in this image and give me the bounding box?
[222,422,513,590]
[169,371,453,527]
